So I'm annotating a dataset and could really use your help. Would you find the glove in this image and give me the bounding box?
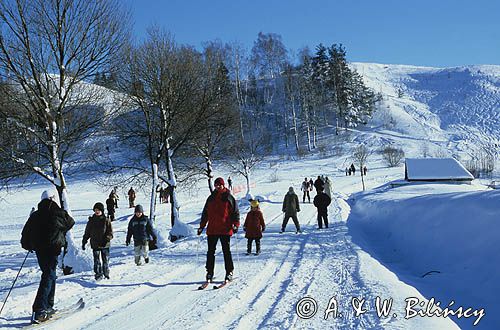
[82,244,86,250]
[197,228,203,236]
[126,241,130,246]
[232,225,238,233]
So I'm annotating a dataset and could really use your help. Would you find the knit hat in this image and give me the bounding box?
[135,204,144,213]
[41,189,60,206]
[250,199,259,208]
[41,190,56,201]
[214,177,225,186]
[288,187,294,193]
[93,202,105,213]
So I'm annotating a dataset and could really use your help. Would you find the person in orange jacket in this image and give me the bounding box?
[244,199,266,255]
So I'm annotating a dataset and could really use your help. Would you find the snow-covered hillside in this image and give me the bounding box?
[0,63,499,329]
[352,63,500,158]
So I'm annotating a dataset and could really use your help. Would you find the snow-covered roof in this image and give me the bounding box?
[405,158,474,181]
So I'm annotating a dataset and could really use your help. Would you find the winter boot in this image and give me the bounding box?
[255,240,261,255]
[246,240,252,255]
[206,273,213,282]
[32,311,50,324]
[145,257,149,264]
[46,307,57,316]
[225,272,233,282]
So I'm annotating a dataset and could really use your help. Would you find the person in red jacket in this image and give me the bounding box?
[197,177,240,283]
[244,199,266,255]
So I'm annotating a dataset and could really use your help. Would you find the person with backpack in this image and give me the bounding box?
[313,176,324,194]
[197,177,240,283]
[244,199,266,255]
[82,202,113,280]
[126,205,157,266]
[280,187,301,233]
[313,187,332,229]
[21,190,75,324]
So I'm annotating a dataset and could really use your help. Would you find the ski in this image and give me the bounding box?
[198,281,212,290]
[27,298,85,328]
[213,281,231,289]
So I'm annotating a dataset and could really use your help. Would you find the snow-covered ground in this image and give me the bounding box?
[0,62,499,329]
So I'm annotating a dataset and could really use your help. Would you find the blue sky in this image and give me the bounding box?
[127,0,499,67]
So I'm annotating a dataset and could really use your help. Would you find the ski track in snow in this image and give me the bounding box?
[47,198,388,330]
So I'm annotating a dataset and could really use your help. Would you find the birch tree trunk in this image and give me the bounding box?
[291,100,299,151]
[205,156,214,193]
[166,148,179,228]
[150,163,159,223]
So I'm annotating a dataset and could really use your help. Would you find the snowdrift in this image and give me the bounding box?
[348,184,500,329]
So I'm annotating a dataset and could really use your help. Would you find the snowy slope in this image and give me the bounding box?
[351,62,500,159]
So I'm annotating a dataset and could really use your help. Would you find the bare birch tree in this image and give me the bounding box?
[0,0,130,272]
[98,29,220,241]
[353,144,370,191]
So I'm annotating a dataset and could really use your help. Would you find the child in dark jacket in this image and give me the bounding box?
[82,202,113,280]
[244,200,266,255]
[126,204,157,266]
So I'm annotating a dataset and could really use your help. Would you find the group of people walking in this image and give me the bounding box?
[346,163,368,176]
[21,189,156,323]
[301,175,332,203]
[285,175,332,232]
[20,173,335,323]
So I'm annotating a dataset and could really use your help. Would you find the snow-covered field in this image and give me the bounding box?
[0,62,499,329]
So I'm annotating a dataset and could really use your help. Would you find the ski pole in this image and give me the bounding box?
[196,234,201,266]
[0,251,30,317]
[235,230,240,269]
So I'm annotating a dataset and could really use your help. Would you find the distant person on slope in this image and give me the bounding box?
[280,187,301,233]
[126,205,157,266]
[128,187,136,208]
[21,190,75,324]
[244,199,266,255]
[314,176,324,194]
[313,186,331,229]
[82,202,113,280]
[301,177,311,203]
[106,193,115,222]
[350,163,356,175]
[324,176,332,198]
[111,187,119,208]
[197,177,240,283]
